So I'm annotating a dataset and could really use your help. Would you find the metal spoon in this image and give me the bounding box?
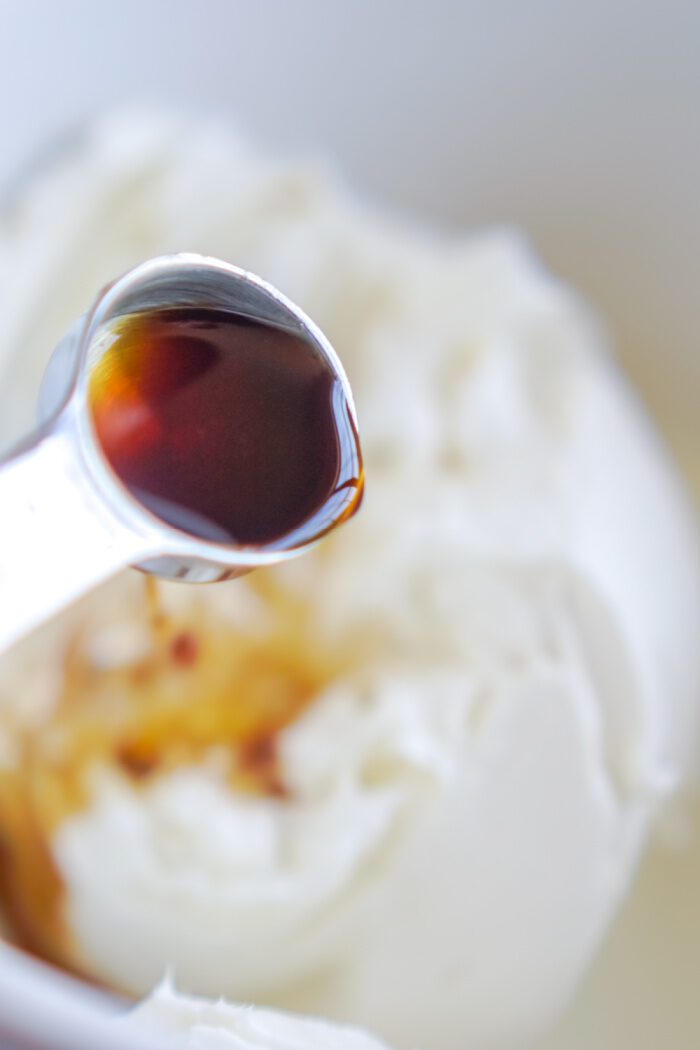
[0,943,171,1050]
[0,253,361,652]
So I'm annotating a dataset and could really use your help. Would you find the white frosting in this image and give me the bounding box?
[132,980,391,1050]
[1,111,699,1050]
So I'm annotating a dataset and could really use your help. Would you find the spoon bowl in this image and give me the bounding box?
[0,254,362,648]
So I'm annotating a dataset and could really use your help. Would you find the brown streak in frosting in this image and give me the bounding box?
[0,571,351,976]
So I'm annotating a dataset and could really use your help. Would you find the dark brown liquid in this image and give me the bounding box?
[89,307,363,547]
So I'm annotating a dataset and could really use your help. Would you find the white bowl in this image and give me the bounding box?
[0,3,698,1047]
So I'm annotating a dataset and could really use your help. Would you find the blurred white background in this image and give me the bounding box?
[1,0,698,485]
[0,2,698,1046]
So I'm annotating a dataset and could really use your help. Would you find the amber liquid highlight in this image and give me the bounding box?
[89,308,363,547]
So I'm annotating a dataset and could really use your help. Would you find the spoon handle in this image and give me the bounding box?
[0,413,150,653]
[0,943,169,1050]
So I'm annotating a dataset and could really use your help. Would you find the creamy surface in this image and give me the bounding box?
[132,980,391,1050]
[0,111,699,1050]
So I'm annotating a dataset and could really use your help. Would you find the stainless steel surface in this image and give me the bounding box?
[0,253,359,652]
[0,408,150,654]
[0,944,168,1050]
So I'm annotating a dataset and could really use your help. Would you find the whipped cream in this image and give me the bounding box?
[0,111,699,1050]
[132,980,391,1050]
